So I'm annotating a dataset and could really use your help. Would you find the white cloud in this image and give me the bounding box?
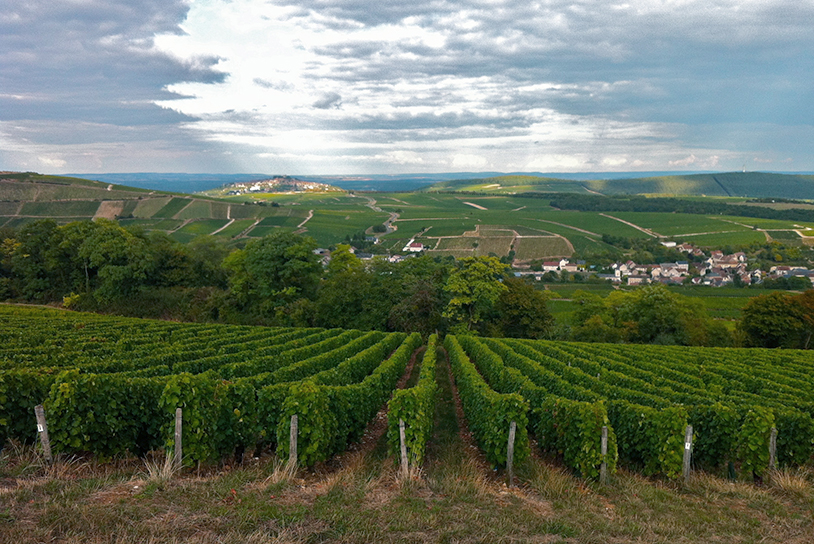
[451,154,488,168]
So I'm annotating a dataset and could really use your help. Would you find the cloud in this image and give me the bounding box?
[451,154,488,168]
[313,92,343,110]
[2,0,813,173]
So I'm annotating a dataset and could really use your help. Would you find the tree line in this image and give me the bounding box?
[1,219,811,348]
[0,219,550,339]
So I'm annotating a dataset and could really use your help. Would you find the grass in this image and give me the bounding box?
[301,209,389,246]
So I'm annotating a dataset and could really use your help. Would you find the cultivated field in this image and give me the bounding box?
[4,305,814,543]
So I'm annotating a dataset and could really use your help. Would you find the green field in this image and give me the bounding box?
[19,200,100,216]
[132,197,173,218]
[175,219,231,236]
[152,197,193,219]
[175,199,213,220]
[212,219,256,238]
[674,230,767,247]
[245,225,295,238]
[0,201,21,215]
[513,236,572,260]
[301,209,389,246]
[611,212,751,236]
[151,219,184,231]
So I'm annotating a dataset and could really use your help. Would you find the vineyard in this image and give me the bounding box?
[0,305,420,466]
[2,305,814,482]
[448,334,814,480]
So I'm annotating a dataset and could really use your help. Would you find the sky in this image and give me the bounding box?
[1,0,813,175]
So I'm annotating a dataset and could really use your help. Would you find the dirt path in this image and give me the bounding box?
[297,209,314,228]
[533,218,600,236]
[313,346,425,474]
[355,194,400,235]
[237,218,261,238]
[172,199,195,220]
[599,213,659,237]
[462,201,488,210]
[210,218,235,235]
[424,346,491,476]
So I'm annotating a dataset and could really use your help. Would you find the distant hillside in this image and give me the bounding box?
[425,175,592,194]
[427,172,814,200]
[0,172,379,246]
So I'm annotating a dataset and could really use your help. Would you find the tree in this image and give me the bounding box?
[738,291,803,348]
[490,277,554,338]
[225,232,321,317]
[77,219,153,302]
[791,290,814,349]
[443,256,508,332]
[325,244,362,276]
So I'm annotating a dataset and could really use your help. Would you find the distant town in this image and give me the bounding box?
[319,240,814,288]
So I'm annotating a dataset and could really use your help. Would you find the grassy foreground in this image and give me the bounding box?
[2,353,814,543]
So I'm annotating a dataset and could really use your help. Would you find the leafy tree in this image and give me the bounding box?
[187,235,230,288]
[0,228,19,299]
[489,277,554,338]
[326,244,362,276]
[77,219,153,302]
[792,290,814,349]
[225,232,321,316]
[10,220,62,300]
[738,291,803,348]
[443,256,508,332]
[571,314,623,343]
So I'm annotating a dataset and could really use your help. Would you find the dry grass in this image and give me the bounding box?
[142,450,180,486]
[768,467,814,500]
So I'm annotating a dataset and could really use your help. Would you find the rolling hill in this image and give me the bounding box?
[427,172,814,199]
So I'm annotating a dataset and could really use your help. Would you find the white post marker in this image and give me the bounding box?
[34,405,52,464]
[507,421,517,488]
[399,418,409,478]
[174,408,183,469]
[683,425,693,483]
[288,414,298,470]
[600,426,608,484]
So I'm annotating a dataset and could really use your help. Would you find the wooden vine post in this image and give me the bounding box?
[174,408,183,469]
[34,405,53,464]
[506,420,517,488]
[288,414,298,470]
[399,418,409,478]
[600,426,608,484]
[769,426,777,471]
[682,425,693,484]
